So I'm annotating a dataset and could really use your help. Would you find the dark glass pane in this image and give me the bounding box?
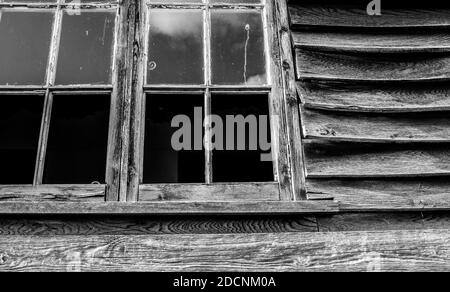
[0,10,53,85]
[211,10,266,85]
[212,94,273,183]
[43,95,110,184]
[147,9,204,85]
[0,95,44,184]
[144,94,204,184]
[55,11,115,85]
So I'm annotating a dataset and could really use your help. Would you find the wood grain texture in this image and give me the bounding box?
[296,49,450,82]
[302,109,450,142]
[139,183,280,201]
[1,230,449,271]
[0,201,339,215]
[0,185,105,202]
[300,81,450,113]
[0,216,318,235]
[293,31,450,53]
[289,5,450,28]
[307,178,450,211]
[275,0,307,200]
[305,141,450,178]
[316,213,428,232]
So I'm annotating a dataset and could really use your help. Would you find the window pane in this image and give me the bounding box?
[212,94,273,182]
[211,10,266,85]
[55,11,115,85]
[0,95,44,184]
[43,95,110,184]
[144,94,204,184]
[0,10,53,85]
[147,9,204,85]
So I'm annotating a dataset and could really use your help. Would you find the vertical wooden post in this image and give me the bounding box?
[106,0,138,201]
[275,0,307,200]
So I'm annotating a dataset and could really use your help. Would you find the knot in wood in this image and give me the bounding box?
[0,253,8,265]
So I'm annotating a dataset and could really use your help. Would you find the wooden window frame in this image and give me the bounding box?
[0,0,120,201]
[119,0,306,203]
[0,0,320,214]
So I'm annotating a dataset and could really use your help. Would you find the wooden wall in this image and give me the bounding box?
[289,0,450,209]
[1,0,450,272]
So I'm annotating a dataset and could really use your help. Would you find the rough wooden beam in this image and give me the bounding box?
[1,229,449,271]
[0,216,319,235]
[139,183,280,202]
[0,201,339,215]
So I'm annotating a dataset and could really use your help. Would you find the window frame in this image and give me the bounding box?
[119,0,304,203]
[0,0,120,200]
[0,0,310,213]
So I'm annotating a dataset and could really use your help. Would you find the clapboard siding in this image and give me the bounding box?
[290,0,450,207]
[300,81,450,113]
[296,49,450,82]
[293,31,450,53]
[307,178,450,203]
[302,109,450,142]
[289,5,450,28]
[304,142,450,178]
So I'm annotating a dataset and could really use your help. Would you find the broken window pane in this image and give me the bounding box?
[55,10,115,85]
[212,94,273,182]
[0,10,53,85]
[211,10,266,85]
[147,9,204,85]
[143,94,204,184]
[0,95,44,184]
[43,95,110,184]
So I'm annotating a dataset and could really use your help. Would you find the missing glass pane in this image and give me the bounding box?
[211,10,266,85]
[0,10,53,85]
[147,9,204,85]
[55,10,115,85]
[212,94,273,183]
[143,94,204,184]
[0,95,44,184]
[43,94,110,184]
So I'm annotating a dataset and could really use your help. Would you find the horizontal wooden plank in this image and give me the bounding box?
[316,212,450,232]
[293,31,450,53]
[299,81,450,113]
[296,49,450,81]
[316,213,428,232]
[139,183,280,202]
[1,230,450,271]
[305,141,450,178]
[0,201,339,215]
[0,185,105,202]
[302,109,450,142]
[307,178,450,211]
[0,216,318,235]
[289,5,450,28]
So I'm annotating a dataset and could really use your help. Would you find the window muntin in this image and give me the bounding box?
[0,0,119,188]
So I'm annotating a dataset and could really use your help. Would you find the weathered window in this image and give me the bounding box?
[0,0,305,213]
[0,0,119,199]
